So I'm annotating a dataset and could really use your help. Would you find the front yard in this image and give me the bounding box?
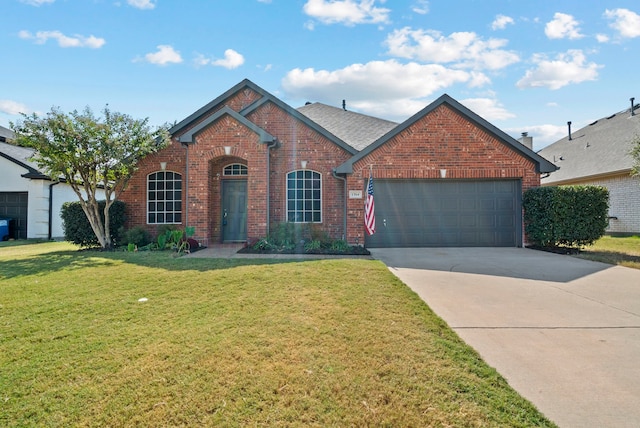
[0,242,554,427]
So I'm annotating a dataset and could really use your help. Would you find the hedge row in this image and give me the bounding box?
[523,186,609,248]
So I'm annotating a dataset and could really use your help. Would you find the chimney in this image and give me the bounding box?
[518,132,533,150]
[342,100,346,111]
[631,97,636,116]
[567,121,572,141]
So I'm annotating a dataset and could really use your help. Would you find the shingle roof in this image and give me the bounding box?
[0,125,15,141]
[297,103,397,151]
[0,140,48,179]
[540,105,640,184]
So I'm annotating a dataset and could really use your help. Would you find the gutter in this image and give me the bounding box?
[332,169,348,241]
[265,139,279,235]
[48,181,60,240]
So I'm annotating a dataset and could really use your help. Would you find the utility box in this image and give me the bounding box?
[0,217,11,241]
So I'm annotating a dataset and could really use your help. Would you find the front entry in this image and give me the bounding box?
[221,180,248,242]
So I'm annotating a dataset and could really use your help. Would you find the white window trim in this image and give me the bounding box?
[286,169,322,223]
[147,170,183,225]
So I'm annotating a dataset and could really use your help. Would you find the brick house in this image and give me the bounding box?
[119,79,556,248]
[539,100,640,235]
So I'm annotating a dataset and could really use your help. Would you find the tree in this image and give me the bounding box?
[631,135,640,178]
[12,106,170,249]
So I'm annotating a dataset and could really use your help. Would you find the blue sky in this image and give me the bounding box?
[2,0,639,150]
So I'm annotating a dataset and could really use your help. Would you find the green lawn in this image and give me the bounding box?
[0,242,555,427]
[576,235,640,269]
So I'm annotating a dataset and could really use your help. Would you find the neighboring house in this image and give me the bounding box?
[0,124,99,240]
[539,101,640,235]
[119,79,556,248]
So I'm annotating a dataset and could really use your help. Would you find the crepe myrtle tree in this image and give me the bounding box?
[12,106,170,249]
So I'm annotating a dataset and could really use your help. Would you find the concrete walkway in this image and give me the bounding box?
[369,247,640,428]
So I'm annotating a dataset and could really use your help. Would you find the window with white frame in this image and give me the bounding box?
[223,163,248,176]
[147,171,182,224]
[286,170,321,222]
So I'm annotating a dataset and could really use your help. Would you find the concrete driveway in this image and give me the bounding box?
[369,247,640,428]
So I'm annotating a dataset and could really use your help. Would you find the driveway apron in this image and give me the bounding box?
[369,247,640,428]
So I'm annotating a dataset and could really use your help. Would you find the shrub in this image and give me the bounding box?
[61,200,126,248]
[123,226,152,247]
[523,185,609,248]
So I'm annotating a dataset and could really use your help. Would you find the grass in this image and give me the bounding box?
[575,235,640,269]
[0,242,555,427]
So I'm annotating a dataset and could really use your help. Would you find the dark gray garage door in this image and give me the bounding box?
[0,192,28,239]
[365,180,521,248]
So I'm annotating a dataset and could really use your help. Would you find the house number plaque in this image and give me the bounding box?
[349,190,363,199]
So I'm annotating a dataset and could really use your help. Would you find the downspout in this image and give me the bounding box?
[265,139,278,235]
[183,142,189,227]
[332,169,347,241]
[48,181,60,240]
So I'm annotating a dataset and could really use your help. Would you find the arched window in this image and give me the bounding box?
[147,171,182,224]
[223,163,248,176]
[286,170,321,223]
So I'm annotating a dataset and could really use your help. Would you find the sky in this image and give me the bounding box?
[2,0,640,151]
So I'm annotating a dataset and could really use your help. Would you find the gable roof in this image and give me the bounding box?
[170,79,358,155]
[335,94,558,174]
[178,106,276,145]
[297,103,397,151]
[0,141,49,179]
[0,125,15,142]
[540,104,640,184]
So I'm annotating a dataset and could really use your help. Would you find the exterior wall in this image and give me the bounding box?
[120,89,352,244]
[1,157,105,239]
[246,102,352,240]
[546,174,639,234]
[343,104,540,244]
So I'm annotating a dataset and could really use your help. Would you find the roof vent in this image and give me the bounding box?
[631,97,636,116]
[567,121,572,141]
[305,101,311,105]
[342,100,346,111]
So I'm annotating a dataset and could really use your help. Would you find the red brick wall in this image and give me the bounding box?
[120,88,353,244]
[343,104,540,244]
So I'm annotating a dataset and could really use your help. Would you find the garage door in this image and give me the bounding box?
[365,180,521,248]
[0,192,28,239]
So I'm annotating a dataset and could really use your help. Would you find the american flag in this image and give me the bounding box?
[364,172,375,235]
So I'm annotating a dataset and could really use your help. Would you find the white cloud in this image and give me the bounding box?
[127,0,155,10]
[506,124,568,151]
[303,0,391,26]
[19,0,54,5]
[213,49,245,69]
[412,0,429,15]
[516,50,601,90]
[282,59,487,120]
[460,98,515,121]
[604,8,640,38]
[138,45,182,65]
[491,14,514,30]
[545,12,584,40]
[596,33,610,43]
[195,49,245,69]
[0,100,29,116]
[385,27,519,71]
[18,30,105,48]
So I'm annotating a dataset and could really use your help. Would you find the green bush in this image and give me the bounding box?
[122,226,152,247]
[61,200,126,248]
[523,186,609,248]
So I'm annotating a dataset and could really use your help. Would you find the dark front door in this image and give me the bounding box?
[221,180,248,242]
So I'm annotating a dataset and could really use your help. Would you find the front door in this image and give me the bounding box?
[221,180,248,242]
